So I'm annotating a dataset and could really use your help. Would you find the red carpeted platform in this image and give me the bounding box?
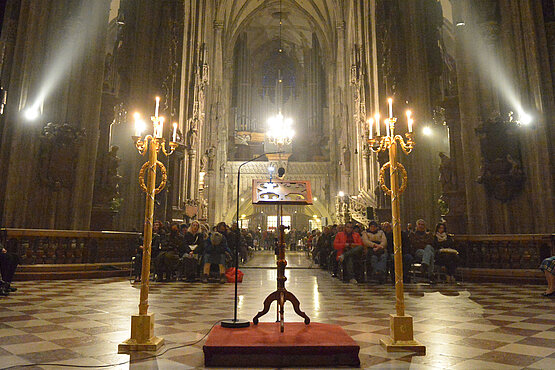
[203,322,360,367]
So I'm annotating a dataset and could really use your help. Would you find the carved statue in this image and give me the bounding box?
[475,115,525,202]
[95,145,122,205]
[39,122,85,189]
[234,132,250,146]
[438,152,456,193]
[104,145,122,198]
[205,145,216,171]
[186,119,199,149]
[342,145,351,170]
[200,153,207,172]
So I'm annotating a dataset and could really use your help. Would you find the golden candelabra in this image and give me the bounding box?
[119,97,177,353]
[368,100,425,354]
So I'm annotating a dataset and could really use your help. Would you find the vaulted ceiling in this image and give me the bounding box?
[216,0,341,56]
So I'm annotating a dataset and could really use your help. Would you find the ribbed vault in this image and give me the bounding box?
[216,0,340,57]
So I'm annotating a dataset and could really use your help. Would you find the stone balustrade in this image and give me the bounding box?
[453,233,554,272]
[1,228,141,265]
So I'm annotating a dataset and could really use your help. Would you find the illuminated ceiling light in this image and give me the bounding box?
[24,107,40,121]
[338,191,345,197]
[313,215,318,218]
[456,21,465,27]
[267,113,294,146]
[241,214,246,219]
[313,197,317,201]
[422,126,432,136]
[518,111,532,125]
[240,198,244,202]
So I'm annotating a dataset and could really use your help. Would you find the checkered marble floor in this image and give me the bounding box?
[0,254,554,369]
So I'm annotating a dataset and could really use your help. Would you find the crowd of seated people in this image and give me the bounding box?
[132,220,257,284]
[310,218,460,285]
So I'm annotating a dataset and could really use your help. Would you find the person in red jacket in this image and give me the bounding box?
[333,221,363,283]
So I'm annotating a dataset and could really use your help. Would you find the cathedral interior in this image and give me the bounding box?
[0,0,553,369]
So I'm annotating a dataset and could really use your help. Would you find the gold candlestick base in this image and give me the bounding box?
[118,313,165,353]
[379,315,425,354]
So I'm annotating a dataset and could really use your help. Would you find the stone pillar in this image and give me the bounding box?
[206,20,224,225]
[451,0,490,233]
[452,0,555,233]
[1,0,110,229]
[397,0,445,228]
[440,97,467,234]
[496,0,555,232]
[110,0,168,231]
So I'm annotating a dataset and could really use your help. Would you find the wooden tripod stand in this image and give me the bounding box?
[252,204,310,332]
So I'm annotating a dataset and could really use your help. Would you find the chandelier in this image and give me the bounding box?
[267,112,294,146]
[266,0,294,147]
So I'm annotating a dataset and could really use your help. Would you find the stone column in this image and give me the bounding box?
[206,20,223,225]
[1,0,110,229]
[397,0,445,228]
[450,0,489,233]
[495,0,555,232]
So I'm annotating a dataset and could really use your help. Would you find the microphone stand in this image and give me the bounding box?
[221,151,283,329]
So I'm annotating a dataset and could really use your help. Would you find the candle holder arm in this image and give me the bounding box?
[369,136,389,153]
[396,134,414,155]
[161,140,178,156]
[133,136,149,156]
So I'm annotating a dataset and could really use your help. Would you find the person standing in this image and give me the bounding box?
[0,242,19,296]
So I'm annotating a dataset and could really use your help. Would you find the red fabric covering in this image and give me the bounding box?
[225,268,243,283]
[203,322,360,367]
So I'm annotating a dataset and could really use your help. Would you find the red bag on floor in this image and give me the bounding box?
[225,267,244,283]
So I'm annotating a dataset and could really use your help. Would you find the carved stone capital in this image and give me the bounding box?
[213,20,224,30]
[478,21,500,44]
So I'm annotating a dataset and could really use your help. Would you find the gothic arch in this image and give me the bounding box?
[215,0,341,59]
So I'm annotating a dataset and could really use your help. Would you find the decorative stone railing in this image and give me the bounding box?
[453,234,554,270]
[1,228,141,265]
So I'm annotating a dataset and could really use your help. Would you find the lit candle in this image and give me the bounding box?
[134,112,142,137]
[172,122,177,142]
[375,113,381,136]
[368,118,373,139]
[155,96,160,118]
[388,98,393,119]
[406,110,412,133]
[386,118,391,137]
[156,116,164,138]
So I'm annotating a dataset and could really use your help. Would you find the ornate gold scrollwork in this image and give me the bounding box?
[379,162,408,196]
[138,160,168,195]
[396,134,415,155]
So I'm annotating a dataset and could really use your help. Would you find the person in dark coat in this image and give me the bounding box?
[0,241,19,296]
[433,222,459,283]
[202,231,230,283]
[180,220,204,281]
[154,223,181,281]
